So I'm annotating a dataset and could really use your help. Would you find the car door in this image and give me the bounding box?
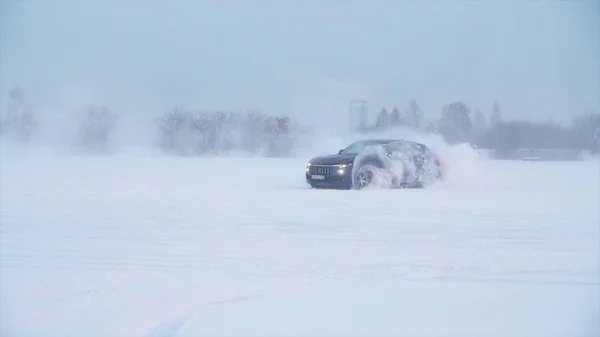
[393,141,427,177]
[383,141,406,161]
[383,141,414,178]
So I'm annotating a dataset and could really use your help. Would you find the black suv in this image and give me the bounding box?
[305,139,445,189]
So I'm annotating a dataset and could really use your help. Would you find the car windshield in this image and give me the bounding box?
[340,141,381,155]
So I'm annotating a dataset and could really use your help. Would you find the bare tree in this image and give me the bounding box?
[265,116,293,157]
[76,105,117,153]
[189,112,211,154]
[2,86,37,144]
[158,107,189,154]
[155,107,300,156]
[242,110,266,154]
[206,111,227,154]
[218,111,237,153]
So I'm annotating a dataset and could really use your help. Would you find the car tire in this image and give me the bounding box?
[353,164,376,190]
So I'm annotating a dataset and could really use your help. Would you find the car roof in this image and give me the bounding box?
[360,139,399,144]
[359,138,427,148]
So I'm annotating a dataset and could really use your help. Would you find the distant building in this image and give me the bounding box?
[348,100,368,132]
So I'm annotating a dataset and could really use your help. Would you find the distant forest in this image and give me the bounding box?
[359,100,600,155]
[1,86,599,156]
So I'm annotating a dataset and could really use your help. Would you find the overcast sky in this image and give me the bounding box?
[1,0,598,128]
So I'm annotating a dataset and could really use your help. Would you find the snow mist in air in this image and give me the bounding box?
[310,125,486,190]
[351,144,409,190]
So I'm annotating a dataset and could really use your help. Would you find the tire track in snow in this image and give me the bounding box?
[145,316,189,337]
[2,158,598,336]
[144,295,260,337]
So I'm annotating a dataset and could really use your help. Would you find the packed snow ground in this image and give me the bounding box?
[0,149,599,337]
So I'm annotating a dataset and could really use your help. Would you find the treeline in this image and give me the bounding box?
[157,108,294,156]
[1,86,122,153]
[360,100,600,153]
[0,86,297,156]
[2,86,599,156]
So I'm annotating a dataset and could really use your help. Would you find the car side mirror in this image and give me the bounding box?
[338,149,343,154]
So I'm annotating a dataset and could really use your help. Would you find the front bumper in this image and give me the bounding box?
[305,169,353,189]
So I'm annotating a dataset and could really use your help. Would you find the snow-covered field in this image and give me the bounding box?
[1,151,599,337]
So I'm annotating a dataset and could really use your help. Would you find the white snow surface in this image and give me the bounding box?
[1,150,599,337]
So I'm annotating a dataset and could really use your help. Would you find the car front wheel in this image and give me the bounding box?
[353,165,375,189]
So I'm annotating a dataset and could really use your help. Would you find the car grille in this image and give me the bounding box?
[309,165,331,175]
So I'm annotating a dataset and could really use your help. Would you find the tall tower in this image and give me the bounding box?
[348,99,368,132]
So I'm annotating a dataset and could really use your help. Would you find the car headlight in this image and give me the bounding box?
[333,163,352,175]
[306,163,311,171]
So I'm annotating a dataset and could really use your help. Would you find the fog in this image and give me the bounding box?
[0,0,598,155]
[1,4,599,334]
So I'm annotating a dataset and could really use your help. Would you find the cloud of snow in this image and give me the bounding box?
[299,125,486,190]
